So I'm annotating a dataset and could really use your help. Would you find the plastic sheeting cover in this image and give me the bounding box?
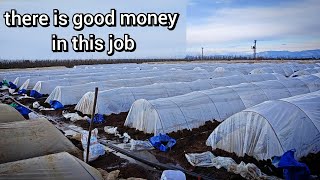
[0,119,80,164]
[0,104,25,123]
[249,64,319,77]
[75,73,282,115]
[206,91,320,160]
[45,72,234,106]
[125,74,320,135]
[24,68,213,90]
[289,67,320,77]
[0,152,103,180]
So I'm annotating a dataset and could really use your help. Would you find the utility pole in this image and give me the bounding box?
[251,40,257,60]
[201,47,204,60]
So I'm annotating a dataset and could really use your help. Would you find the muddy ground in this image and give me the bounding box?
[67,110,271,179]
[89,153,162,179]
[68,109,320,178]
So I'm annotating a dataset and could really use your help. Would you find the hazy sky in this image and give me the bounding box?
[187,0,320,55]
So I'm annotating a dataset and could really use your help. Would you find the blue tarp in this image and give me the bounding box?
[30,90,42,99]
[87,114,105,124]
[278,149,311,180]
[149,134,176,152]
[15,105,31,116]
[18,89,27,95]
[49,100,64,110]
[9,82,17,89]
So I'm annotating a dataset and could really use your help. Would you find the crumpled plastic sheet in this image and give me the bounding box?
[149,134,176,152]
[185,151,280,180]
[185,151,235,169]
[103,126,131,143]
[63,112,88,122]
[129,139,154,151]
[81,128,105,162]
[104,126,119,135]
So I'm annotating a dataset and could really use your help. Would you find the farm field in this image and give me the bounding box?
[1,61,320,179]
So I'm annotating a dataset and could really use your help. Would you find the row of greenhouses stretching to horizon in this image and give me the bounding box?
[1,62,319,161]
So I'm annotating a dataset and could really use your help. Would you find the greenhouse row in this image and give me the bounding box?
[207,90,320,160]
[75,73,283,115]
[1,62,320,179]
[125,73,320,134]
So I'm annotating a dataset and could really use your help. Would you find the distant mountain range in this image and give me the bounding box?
[257,49,320,58]
[188,49,320,59]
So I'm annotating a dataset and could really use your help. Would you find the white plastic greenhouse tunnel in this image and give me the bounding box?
[0,62,251,80]
[0,119,80,164]
[289,67,320,77]
[75,73,283,115]
[0,62,312,81]
[35,69,229,97]
[45,71,240,106]
[0,152,103,180]
[249,63,319,77]
[18,68,179,89]
[0,104,25,123]
[124,73,320,135]
[1,63,214,84]
[24,68,217,91]
[0,63,159,82]
[206,90,320,160]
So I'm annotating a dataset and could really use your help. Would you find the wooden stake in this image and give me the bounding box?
[86,87,99,163]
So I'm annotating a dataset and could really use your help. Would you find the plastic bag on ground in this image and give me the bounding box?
[228,162,266,180]
[123,133,131,143]
[185,151,236,169]
[130,139,154,151]
[83,143,106,163]
[278,149,310,180]
[161,170,186,180]
[149,134,176,152]
[185,151,217,167]
[63,112,88,122]
[33,102,41,109]
[87,114,105,124]
[185,151,235,169]
[104,126,119,135]
[185,152,278,180]
[213,156,237,169]
[81,128,105,162]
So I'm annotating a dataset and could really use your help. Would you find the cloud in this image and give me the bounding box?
[187,0,320,47]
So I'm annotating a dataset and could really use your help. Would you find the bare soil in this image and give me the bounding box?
[88,151,161,179]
